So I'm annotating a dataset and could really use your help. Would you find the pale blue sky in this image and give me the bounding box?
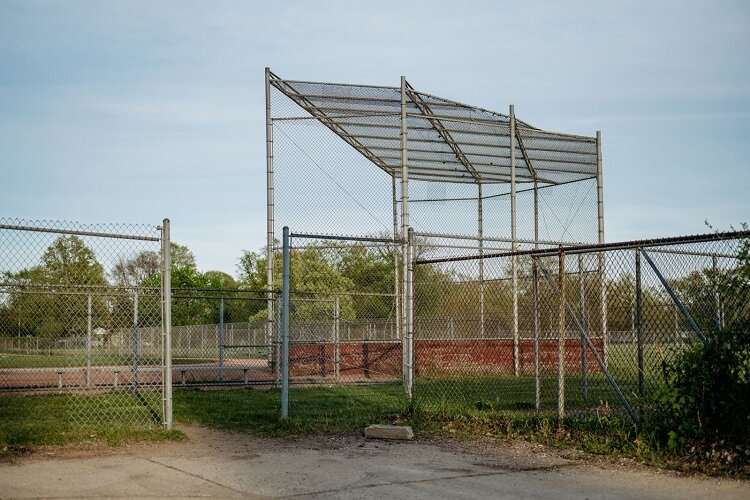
[1,0,748,273]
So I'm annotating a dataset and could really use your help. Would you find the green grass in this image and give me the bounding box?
[174,384,407,435]
[0,384,406,450]
[0,372,644,450]
[0,393,184,450]
[414,372,646,419]
[2,380,743,476]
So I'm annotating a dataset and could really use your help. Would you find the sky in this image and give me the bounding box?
[1,0,748,275]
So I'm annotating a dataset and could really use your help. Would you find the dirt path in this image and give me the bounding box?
[1,425,748,499]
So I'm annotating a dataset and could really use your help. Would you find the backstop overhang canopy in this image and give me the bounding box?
[270,70,597,186]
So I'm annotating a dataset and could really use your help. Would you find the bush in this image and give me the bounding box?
[647,228,749,456]
[648,328,750,451]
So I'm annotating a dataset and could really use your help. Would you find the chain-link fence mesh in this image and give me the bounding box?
[0,218,167,427]
[271,84,399,241]
[285,234,403,417]
[268,71,605,420]
[269,72,600,258]
[169,289,273,387]
[412,232,748,420]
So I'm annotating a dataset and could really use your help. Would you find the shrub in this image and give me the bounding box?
[647,228,750,453]
[649,328,750,451]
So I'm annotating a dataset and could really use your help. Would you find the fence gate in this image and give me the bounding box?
[279,229,403,418]
[0,218,172,429]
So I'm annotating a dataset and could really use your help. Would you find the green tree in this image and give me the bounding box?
[243,246,356,321]
[337,244,397,319]
[4,236,108,338]
[111,251,159,288]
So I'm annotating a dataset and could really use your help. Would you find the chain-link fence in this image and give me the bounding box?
[267,69,609,419]
[169,289,273,387]
[268,70,600,245]
[412,231,749,421]
[0,218,171,428]
[279,232,403,417]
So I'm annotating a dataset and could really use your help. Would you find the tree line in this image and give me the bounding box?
[1,234,746,339]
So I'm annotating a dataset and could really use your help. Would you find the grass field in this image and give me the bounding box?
[0,392,184,447]
[0,370,651,449]
[0,385,406,447]
[0,340,674,449]
[0,352,219,368]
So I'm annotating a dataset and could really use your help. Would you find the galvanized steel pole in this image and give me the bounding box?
[400,75,410,394]
[219,297,225,382]
[132,291,139,392]
[275,296,281,387]
[712,254,722,329]
[281,226,291,419]
[265,67,275,367]
[86,294,92,388]
[578,254,587,402]
[596,131,604,245]
[558,248,566,421]
[392,176,401,344]
[635,248,644,396]
[334,296,340,383]
[533,180,540,410]
[478,183,484,338]
[596,131,608,365]
[162,218,172,430]
[406,227,415,400]
[510,105,519,376]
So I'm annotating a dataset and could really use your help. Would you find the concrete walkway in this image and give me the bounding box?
[1,426,748,499]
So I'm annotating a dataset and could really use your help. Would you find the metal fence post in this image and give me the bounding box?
[265,67,275,368]
[219,297,225,382]
[162,218,173,430]
[578,255,587,402]
[596,131,609,366]
[86,294,92,388]
[558,248,566,422]
[533,259,541,412]
[334,296,340,383]
[406,227,415,400]
[478,183,484,339]
[400,75,410,397]
[132,291,139,393]
[275,296,281,387]
[281,226,291,419]
[635,248,644,397]
[712,254,722,329]
[510,104,519,377]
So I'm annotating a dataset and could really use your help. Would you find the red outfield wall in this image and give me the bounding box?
[288,338,605,378]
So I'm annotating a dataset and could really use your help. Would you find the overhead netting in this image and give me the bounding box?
[269,70,600,252]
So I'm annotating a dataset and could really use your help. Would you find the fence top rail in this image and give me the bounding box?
[172,294,271,301]
[414,230,583,246]
[172,287,272,294]
[0,223,161,242]
[290,232,400,244]
[415,230,749,265]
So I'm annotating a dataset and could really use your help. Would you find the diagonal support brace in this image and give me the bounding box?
[536,257,637,423]
[640,249,706,344]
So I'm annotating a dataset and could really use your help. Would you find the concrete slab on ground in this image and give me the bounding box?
[1,425,748,499]
[365,424,414,440]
